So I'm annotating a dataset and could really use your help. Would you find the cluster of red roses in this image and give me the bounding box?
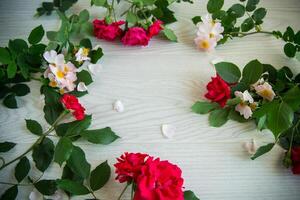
[60,94,85,120]
[93,19,163,46]
[114,152,184,200]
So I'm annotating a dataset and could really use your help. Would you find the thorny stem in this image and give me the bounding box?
[0,111,68,171]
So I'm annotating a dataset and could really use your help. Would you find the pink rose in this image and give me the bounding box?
[148,20,163,38]
[93,19,125,41]
[121,27,150,46]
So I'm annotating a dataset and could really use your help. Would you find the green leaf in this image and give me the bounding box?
[226,97,241,106]
[207,0,224,13]
[34,180,57,195]
[215,62,241,83]
[294,31,300,45]
[241,59,263,85]
[92,0,107,7]
[251,143,274,160]
[257,115,266,130]
[25,119,43,136]
[67,146,91,178]
[0,142,16,152]
[252,8,267,24]
[209,109,229,127]
[283,26,295,42]
[241,17,254,32]
[8,39,28,55]
[191,101,219,114]
[56,179,90,195]
[0,185,18,200]
[28,25,45,45]
[54,137,73,166]
[191,16,201,25]
[228,108,249,123]
[81,127,120,145]
[283,86,300,111]
[15,157,30,182]
[126,11,138,24]
[32,137,55,172]
[79,9,89,23]
[46,31,57,41]
[228,4,245,18]
[11,84,30,97]
[90,48,103,64]
[284,43,296,57]
[90,161,111,191]
[184,190,200,200]
[79,38,92,49]
[246,0,259,12]
[162,27,177,42]
[267,101,293,138]
[7,62,17,79]
[0,47,11,64]
[65,115,92,137]
[3,94,18,109]
[77,70,93,86]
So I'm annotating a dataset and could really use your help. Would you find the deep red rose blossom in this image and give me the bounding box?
[93,19,125,41]
[114,152,149,183]
[60,94,85,121]
[204,75,231,107]
[148,20,163,38]
[121,27,150,46]
[134,157,184,200]
[291,146,300,174]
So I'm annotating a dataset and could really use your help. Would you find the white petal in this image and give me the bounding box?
[161,124,176,139]
[113,100,124,113]
[88,64,103,75]
[29,189,43,200]
[51,190,65,200]
[43,50,57,63]
[77,82,88,92]
[243,139,257,155]
[55,54,65,66]
[243,90,254,103]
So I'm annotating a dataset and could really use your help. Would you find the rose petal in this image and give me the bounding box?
[243,139,257,155]
[113,100,124,113]
[161,124,176,139]
[77,82,88,92]
[88,64,103,75]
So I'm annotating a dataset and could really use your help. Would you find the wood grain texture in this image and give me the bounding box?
[1,0,300,199]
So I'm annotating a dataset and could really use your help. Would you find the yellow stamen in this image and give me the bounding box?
[200,40,210,49]
[59,89,65,94]
[49,81,57,88]
[56,71,64,79]
[64,65,69,73]
[209,33,215,38]
[83,48,90,56]
[259,89,273,99]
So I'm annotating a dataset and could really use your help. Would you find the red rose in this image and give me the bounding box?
[60,94,85,121]
[121,27,150,46]
[93,19,125,41]
[204,75,231,107]
[114,152,149,183]
[291,147,300,174]
[148,20,163,38]
[134,157,184,200]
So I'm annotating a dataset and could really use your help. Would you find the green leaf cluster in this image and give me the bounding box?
[36,0,78,16]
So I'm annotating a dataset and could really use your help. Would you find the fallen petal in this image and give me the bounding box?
[77,82,88,92]
[88,63,103,75]
[161,124,176,139]
[243,139,257,155]
[113,100,124,113]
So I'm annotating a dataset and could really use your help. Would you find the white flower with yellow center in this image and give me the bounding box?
[43,51,78,93]
[75,47,90,62]
[194,14,224,51]
[254,82,275,101]
[234,90,256,119]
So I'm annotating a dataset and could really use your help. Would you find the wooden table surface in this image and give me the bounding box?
[1,0,300,199]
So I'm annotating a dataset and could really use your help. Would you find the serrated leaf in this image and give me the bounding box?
[246,0,259,12]
[90,161,111,191]
[81,127,119,145]
[66,146,91,178]
[0,47,11,64]
[240,59,263,85]
[54,137,73,166]
[184,190,200,200]
[15,157,30,182]
[251,143,274,160]
[252,8,266,23]
[65,115,92,137]
[34,180,57,195]
[32,137,54,172]
[215,62,241,83]
[0,142,16,152]
[25,119,43,136]
[191,101,219,114]
[207,0,224,13]
[228,4,245,18]
[209,109,229,127]
[56,179,90,195]
[162,27,177,42]
[0,185,18,200]
[28,25,45,45]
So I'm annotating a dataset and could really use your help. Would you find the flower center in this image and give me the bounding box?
[49,81,57,87]
[200,40,210,49]
[83,48,90,57]
[56,70,65,79]
[259,89,272,98]
[209,33,215,38]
